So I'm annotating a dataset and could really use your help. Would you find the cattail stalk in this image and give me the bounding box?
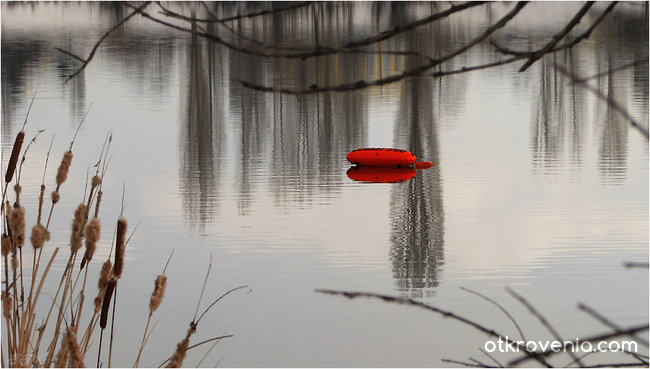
[134,275,168,367]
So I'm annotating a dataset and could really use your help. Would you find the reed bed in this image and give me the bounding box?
[1,105,246,367]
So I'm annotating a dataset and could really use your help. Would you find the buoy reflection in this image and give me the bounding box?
[346,166,417,183]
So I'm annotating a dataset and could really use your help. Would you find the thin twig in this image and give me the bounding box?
[195,285,251,326]
[578,303,649,347]
[57,2,152,82]
[508,324,649,366]
[518,2,595,72]
[505,287,584,367]
[239,2,528,94]
[554,63,649,140]
[317,289,552,367]
[461,287,526,342]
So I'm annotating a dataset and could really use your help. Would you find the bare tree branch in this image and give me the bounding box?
[579,303,649,347]
[518,1,595,72]
[461,287,527,342]
[508,324,649,366]
[156,1,313,24]
[316,289,553,367]
[240,2,528,94]
[55,2,152,82]
[506,288,584,367]
[554,63,650,140]
[576,57,649,83]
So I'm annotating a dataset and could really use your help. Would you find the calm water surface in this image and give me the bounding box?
[2,2,648,367]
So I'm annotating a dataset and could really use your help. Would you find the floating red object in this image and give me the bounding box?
[346,148,417,167]
[346,166,416,183]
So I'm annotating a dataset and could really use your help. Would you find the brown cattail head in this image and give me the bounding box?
[93,296,103,313]
[149,275,167,313]
[11,255,18,270]
[166,326,195,368]
[14,184,22,196]
[30,224,50,250]
[1,234,10,257]
[51,191,60,204]
[54,330,70,368]
[9,206,25,248]
[55,150,73,187]
[91,175,101,189]
[1,291,11,320]
[100,278,117,330]
[70,204,87,253]
[94,190,103,218]
[113,218,127,279]
[83,217,100,263]
[5,131,25,184]
[98,260,112,290]
[65,326,85,368]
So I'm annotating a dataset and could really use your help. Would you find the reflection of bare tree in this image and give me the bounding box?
[179,23,223,232]
[390,27,445,297]
[531,7,648,181]
[531,54,588,174]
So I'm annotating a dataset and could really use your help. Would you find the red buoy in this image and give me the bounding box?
[346,166,416,183]
[346,148,417,167]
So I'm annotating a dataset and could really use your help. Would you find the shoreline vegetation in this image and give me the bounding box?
[1,100,248,368]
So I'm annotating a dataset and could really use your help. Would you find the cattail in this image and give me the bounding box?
[52,191,60,204]
[1,291,11,320]
[14,184,22,207]
[100,278,116,330]
[5,131,25,184]
[38,184,46,223]
[9,205,25,248]
[54,331,70,368]
[113,218,127,279]
[149,275,167,313]
[55,150,73,187]
[11,256,18,270]
[94,190,103,218]
[1,234,10,257]
[70,204,87,253]
[93,296,103,313]
[30,223,50,250]
[91,175,101,189]
[65,326,85,368]
[82,217,100,264]
[166,326,196,368]
[98,260,112,290]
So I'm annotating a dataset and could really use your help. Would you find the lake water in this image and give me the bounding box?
[2,2,648,367]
